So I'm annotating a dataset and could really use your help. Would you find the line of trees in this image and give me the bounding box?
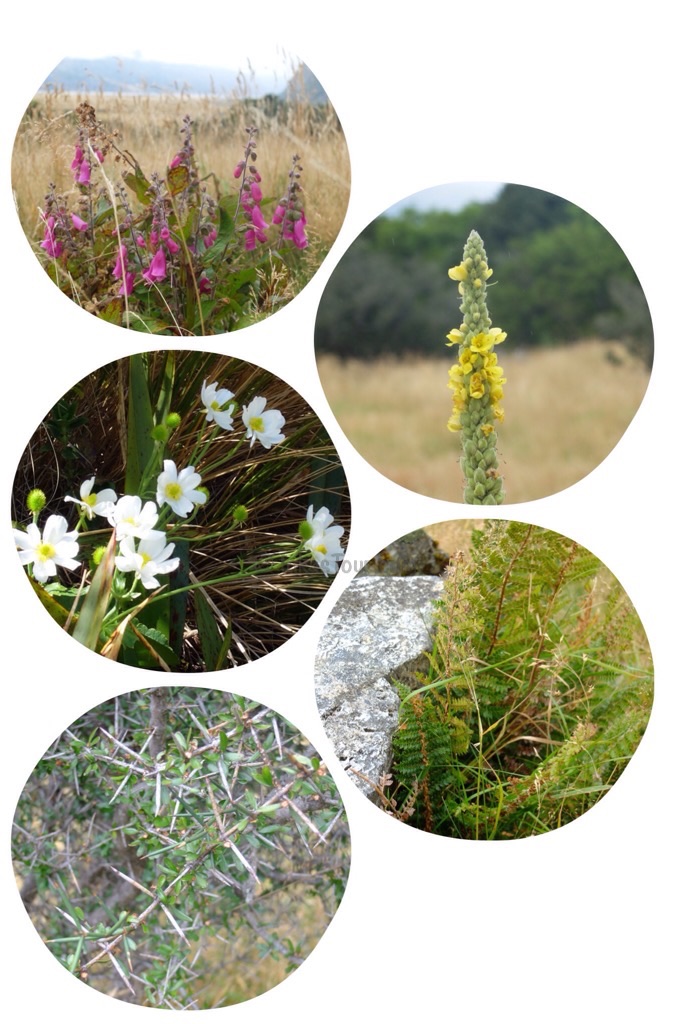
[315,184,653,365]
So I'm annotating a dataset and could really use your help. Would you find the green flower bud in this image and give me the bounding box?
[111,572,130,597]
[91,545,107,568]
[27,489,47,514]
[151,424,169,443]
[232,504,249,524]
[298,520,314,541]
[165,412,181,429]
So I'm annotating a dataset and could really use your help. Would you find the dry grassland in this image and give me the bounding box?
[12,87,350,266]
[318,340,650,504]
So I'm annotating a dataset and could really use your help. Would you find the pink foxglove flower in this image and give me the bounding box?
[160,226,180,254]
[233,161,245,178]
[292,213,308,249]
[251,205,268,232]
[112,245,128,280]
[119,272,135,297]
[71,147,84,176]
[71,213,89,232]
[76,160,92,184]
[142,247,167,285]
[39,215,63,259]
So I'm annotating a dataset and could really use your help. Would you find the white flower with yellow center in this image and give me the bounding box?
[115,531,179,589]
[64,476,117,520]
[14,514,81,583]
[156,460,207,517]
[241,396,286,449]
[200,379,235,431]
[107,495,159,540]
[302,505,345,576]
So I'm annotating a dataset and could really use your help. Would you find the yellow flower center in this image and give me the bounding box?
[141,552,151,567]
[249,416,264,432]
[85,493,97,507]
[36,542,56,562]
[165,482,183,501]
[211,400,221,411]
[315,543,327,555]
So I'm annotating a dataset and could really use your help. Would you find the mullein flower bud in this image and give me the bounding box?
[446,230,507,504]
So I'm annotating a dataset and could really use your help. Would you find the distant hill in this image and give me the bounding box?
[39,56,327,102]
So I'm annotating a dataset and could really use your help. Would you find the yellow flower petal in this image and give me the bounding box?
[448,263,468,282]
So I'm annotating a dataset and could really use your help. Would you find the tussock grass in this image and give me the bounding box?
[318,340,650,503]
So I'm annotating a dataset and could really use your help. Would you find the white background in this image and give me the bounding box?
[1,2,690,1020]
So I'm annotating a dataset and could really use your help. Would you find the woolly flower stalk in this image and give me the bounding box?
[446,230,507,504]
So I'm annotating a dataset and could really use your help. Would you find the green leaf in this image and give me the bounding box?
[122,620,177,669]
[125,353,155,494]
[72,532,117,651]
[153,350,176,426]
[193,585,233,671]
[216,196,238,246]
[29,577,72,628]
[97,298,124,325]
[124,163,152,204]
[167,164,190,196]
[124,314,174,334]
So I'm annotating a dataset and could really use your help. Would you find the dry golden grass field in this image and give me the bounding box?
[318,340,650,504]
[12,84,350,267]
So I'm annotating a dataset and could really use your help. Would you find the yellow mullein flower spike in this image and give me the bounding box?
[444,229,507,504]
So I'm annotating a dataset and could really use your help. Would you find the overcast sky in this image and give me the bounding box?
[64,43,299,75]
[385,181,505,215]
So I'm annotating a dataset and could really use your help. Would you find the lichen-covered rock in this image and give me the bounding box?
[315,575,444,799]
[357,529,449,577]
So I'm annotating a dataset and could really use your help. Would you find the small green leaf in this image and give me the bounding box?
[167,164,190,196]
[97,298,124,325]
[123,163,152,204]
[72,532,117,651]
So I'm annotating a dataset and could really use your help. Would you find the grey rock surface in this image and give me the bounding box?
[357,529,449,578]
[315,575,445,800]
